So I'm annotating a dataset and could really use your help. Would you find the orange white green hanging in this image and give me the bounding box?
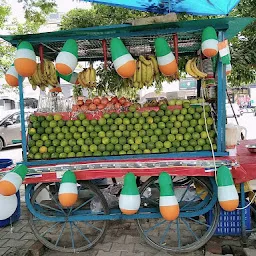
[201,27,218,58]
[5,64,19,87]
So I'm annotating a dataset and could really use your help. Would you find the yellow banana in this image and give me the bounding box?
[90,68,96,87]
[136,60,142,83]
[191,58,207,78]
[141,62,147,84]
[149,56,159,74]
[133,81,139,88]
[133,60,137,83]
[185,59,199,79]
[84,68,90,86]
[31,67,41,85]
[28,76,37,88]
[139,55,151,66]
[146,63,153,83]
[139,82,144,89]
[78,72,86,87]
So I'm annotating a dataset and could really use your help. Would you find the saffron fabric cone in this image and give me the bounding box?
[119,172,140,215]
[58,72,79,84]
[110,38,136,78]
[217,166,239,211]
[5,64,19,87]
[218,40,231,65]
[56,39,78,75]
[154,38,177,76]
[0,164,27,196]
[14,41,36,77]
[159,172,179,221]
[58,170,78,207]
[202,27,218,58]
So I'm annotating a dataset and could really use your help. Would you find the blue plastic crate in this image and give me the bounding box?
[0,159,13,169]
[0,192,21,227]
[206,204,251,236]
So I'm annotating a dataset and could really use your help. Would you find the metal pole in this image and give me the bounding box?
[217,31,226,153]
[18,74,27,163]
[240,183,246,241]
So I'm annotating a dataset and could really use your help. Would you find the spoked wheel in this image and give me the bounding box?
[26,181,109,253]
[136,176,220,253]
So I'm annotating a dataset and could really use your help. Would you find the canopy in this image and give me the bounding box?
[82,0,240,15]
[0,17,253,61]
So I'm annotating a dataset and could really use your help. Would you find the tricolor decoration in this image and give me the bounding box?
[0,194,18,220]
[154,38,177,76]
[226,64,232,76]
[58,72,79,84]
[14,41,37,77]
[218,40,231,65]
[56,39,78,76]
[0,164,27,196]
[159,172,179,221]
[119,173,140,215]
[217,166,239,211]
[5,64,20,87]
[201,27,218,58]
[110,38,136,78]
[58,170,78,207]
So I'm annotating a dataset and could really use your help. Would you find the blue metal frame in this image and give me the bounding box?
[217,31,226,153]
[25,177,218,222]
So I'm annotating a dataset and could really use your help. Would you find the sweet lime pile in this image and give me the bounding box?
[27,102,216,160]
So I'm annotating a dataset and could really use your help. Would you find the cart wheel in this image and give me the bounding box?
[136,176,220,253]
[26,181,109,253]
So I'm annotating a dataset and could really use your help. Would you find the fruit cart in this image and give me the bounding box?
[0,17,255,253]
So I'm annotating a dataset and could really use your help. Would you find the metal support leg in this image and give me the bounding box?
[240,183,247,244]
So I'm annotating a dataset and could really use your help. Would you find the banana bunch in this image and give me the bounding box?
[78,65,96,88]
[185,57,207,79]
[28,60,59,91]
[132,55,159,89]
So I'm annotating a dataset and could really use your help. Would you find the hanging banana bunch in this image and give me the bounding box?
[185,57,207,79]
[28,60,59,91]
[78,64,97,88]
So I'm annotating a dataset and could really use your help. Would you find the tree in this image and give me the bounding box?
[60,2,255,86]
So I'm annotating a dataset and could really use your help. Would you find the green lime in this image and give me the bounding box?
[161,116,169,123]
[90,144,98,152]
[166,121,173,129]
[195,125,203,133]
[61,126,69,134]
[139,143,147,150]
[70,126,78,133]
[115,144,122,151]
[102,137,110,145]
[128,137,135,144]
[130,130,138,138]
[134,124,142,131]
[37,116,45,122]
[196,106,203,113]
[187,127,195,134]
[93,137,102,145]
[29,115,38,122]
[152,148,160,153]
[30,146,39,154]
[150,135,158,143]
[144,149,151,154]
[49,120,57,128]
[27,153,34,159]
[203,144,211,151]
[170,127,178,135]
[82,132,90,139]
[198,118,205,126]
[135,149,143,154]
[146,129,154,136]
[162,128,170,135]
[189,139,197,147]
[169,115,177,123]
[106,130,113,138]
[146,116,154,124]
[172,141,180,148]
[119,112,125,119]
[86,125,94,132]
[32,134,40,141]
[177,114,184,122]
[84,151,93,156]
[110,124,118,131]
[135,137,143,144]
[176,134,183,141]
[98,144,106,152]
[164,141,172,148]
[138,117,145,125]
[154,128,162,136]
[158,122,165,129]
[202,111,209,118]
[74,120,81,127]
[198,138,206,146]
[111,113,118,119]
[126,124,134,131]
[73,145,81,153]
[186,146,194,152]
[94,125,101,133]
[106,144,114,151]
[142,136,150,143]
[139,130,146,137]
[82,119,89,126]
[181,108,188,115]
[181,140,189,147]
[64,145,72,154]
[123,118,130,125]
[185,114,193,121]
[142,111,149,117]
[192,132,200,140]
[56,146,64,153]
[149,111,157,117]
[67,152,76,158]
[207,117,214,125]
[37,127,45,135]
[169,147,176,153]
[69,139,77,147]
[123,130,130,137]
[174,121,181,129]
[188,107,195,115]
[150,123,158,130]
[90,120,97,126]
[81,144,89,153]
[133,112,141,118]
[193,112,201,120]
[173,109,180,116]
[184,133,192,141]
[44,140,51,147]
[190,120,197,127]
[114,130,122,137]
[93,151,102,156]
[160,148,168,153]
[53,126,61,134]
[119,137,127,145]
[123,144,130,151]
[75,152,84,157]
[98,131,105,138]
[160,104,167,111]
[165,109,172,116]
[182,120,190,128]
[77,138,85,146]
[154,116,161,123]
[51,153,59,159]
[36,140,44,147]
[41,120,49,128]
[119,124,126,131]
[131,144,139,151]
[177,146,185,152]
[98,118,107,126]
[183,102,190,109]
[56,133,64,140]
[28,128,36,136]
[115,118,122,125]
[111,150,119,156]
[127,150,134,155]
[157,110,165,117]
[209,130,216,138]
[28,140,36,148]
[41,134,49,141]
[155,141,163,149]
[107,118,114,125]
[77,113,86,121]
[52,139,60,147]
[147,142,155,150]
[126,112,133,119]
[65,133,72,140]
[73,132,81,140]
[34,153,42,160]
[102,151,110,156]
[118,150,126,155]
[195,145,202,151]
[110,137,119,145]
[201,131,208,139]
[159,134,167,142]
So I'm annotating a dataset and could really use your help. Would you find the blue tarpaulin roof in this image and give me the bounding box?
[82,0,240,15]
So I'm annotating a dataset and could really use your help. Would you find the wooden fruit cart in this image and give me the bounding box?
[0,17,255,253]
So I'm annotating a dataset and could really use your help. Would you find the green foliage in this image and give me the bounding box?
[0,1,10,29]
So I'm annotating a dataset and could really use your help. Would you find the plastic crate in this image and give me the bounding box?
[0,159,13,169]
[206,203,251,236]
[0,192,21,227]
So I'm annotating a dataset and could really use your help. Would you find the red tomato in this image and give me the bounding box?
[101,97,109,105]
[81,105,88,111]
[119,97,126,105]
[85,99,92,105]
[88,103,97,111]
[115,102,121,109]
[77,100,84,106]
[97,103,105,110]
[111,96,118,104]
[93,97,101,105]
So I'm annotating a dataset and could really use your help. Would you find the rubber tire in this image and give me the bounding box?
[0,137,4,151]
[136,176,220,254]
[29,181,109,253]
